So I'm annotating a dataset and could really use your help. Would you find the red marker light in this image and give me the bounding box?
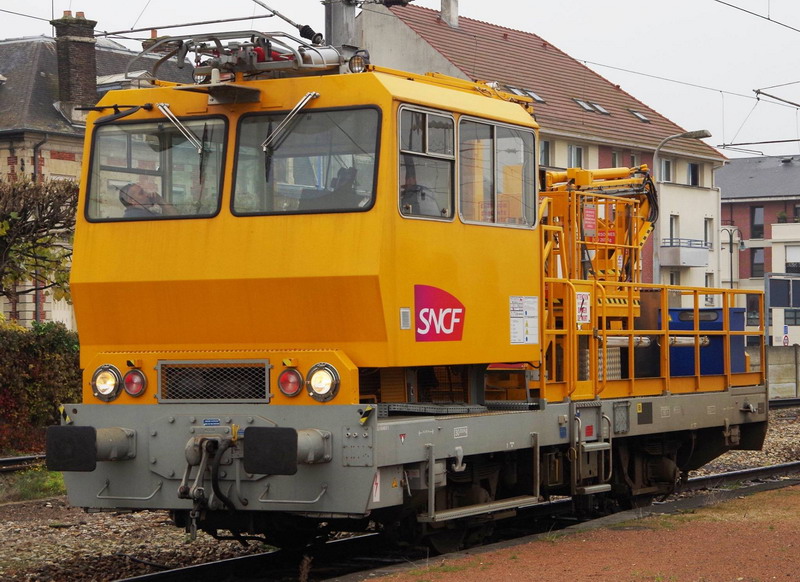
[278,369,303,397]
[123,369,147,397]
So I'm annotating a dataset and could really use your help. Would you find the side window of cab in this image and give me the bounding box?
[459,118,537,227]
[398,107,454,220]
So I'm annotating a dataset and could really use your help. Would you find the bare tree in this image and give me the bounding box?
[0,180,78,301]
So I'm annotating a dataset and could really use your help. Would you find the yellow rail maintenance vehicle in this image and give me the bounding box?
[47,29,767,550]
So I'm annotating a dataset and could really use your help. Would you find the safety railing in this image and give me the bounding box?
[535,280,765,403]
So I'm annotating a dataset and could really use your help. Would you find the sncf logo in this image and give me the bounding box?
[414,285,465,342]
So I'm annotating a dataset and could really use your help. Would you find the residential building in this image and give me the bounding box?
[357,1,726,298]
[716,155,800,344]
[0,11,190,328]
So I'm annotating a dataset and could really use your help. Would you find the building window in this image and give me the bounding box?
[785,309,800,326]
[704,217,713,248]
[630,152,640,167]
[751,248,764,278]
[794,203,800,222]
[525,89,546,103]
[687,162,701,186]
[567,144,584,168]
[629,109,650,123]
[747,294,761,326]
[589,102,610,115]
[786,245,800,273]
[669,214,679,243]
[539,140,551,166]
[506,86,545,103]
[751,206,764,238]
[705,272,714,305]
[661,158,673,182]
[610,151,619,168]
[574,98,595,112]
[669,270,681,285]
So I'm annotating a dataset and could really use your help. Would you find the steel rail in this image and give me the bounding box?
[0,454,45,473]
[683,461,800,491]
[769,398,800,409]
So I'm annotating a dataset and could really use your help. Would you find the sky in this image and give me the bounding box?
[4,0,800,158]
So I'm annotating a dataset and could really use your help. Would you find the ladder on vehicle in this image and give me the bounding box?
[570,400,613,495]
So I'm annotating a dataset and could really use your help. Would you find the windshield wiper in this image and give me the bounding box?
[157,103,204,153]
[262,92,319,186]
[261,92,319,151]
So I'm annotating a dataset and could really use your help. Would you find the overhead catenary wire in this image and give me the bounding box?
[578,59,797,110]
[0,8,50,23]
[97,14,274,39]
[713,0,800,35]
[131,0,153,30]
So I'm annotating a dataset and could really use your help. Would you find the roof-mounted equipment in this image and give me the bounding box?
[131,30,355,84]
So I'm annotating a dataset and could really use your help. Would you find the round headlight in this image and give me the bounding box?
[278,368,304,397]
[306,363,340,402]
[348,50,370,73]
[92,365,122,402]
[123,369,147,397]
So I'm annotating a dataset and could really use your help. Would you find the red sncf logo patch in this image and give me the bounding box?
[414,285,465,342]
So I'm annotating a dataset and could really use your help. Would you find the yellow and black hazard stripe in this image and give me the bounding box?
[58,404,72,425]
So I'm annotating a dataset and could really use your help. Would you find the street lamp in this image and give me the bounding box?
[651,129,712,283]
[652,129,712,181]
[721,226,744,289]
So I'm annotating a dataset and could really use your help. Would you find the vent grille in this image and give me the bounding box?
[157,360,271,402]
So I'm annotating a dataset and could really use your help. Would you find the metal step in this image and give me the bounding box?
[418,494,542,523]
[580,441,611,453]
[575,484,611,495]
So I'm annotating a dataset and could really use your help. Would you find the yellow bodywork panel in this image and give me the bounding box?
[72,66,763,407]
[72,70,542,404]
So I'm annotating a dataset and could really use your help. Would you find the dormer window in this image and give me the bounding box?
[506,86,545,103]
[574,99,609,114]
[523,89,545,103]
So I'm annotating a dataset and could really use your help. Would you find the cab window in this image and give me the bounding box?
[86,118,226,221]
[233,107,379,214]
[399,108,454,219]
[459,119,536,226]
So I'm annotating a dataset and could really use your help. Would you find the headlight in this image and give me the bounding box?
[306,363,340,402]
[348,50,370,73]
[277,368,304,397]
[123,369,147,397]
[92,365,122,402]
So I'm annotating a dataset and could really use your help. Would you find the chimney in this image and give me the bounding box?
[440,0,458,28]
[50,10,98,106]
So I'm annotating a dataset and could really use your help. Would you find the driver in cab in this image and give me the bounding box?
[119,183,177,218]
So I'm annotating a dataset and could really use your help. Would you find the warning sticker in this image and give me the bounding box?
[510,296,538,344]
[372,471,380,503]
[576,292,591,324]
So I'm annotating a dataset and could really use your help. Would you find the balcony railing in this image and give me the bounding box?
[660,238,711,249]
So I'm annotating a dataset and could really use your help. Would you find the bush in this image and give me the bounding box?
[0,317,80,453]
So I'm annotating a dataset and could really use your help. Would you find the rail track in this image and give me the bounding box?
[770,397,800,409]
[0,454,44,473]
[113,461,800,582]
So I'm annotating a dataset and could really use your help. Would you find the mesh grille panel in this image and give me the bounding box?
[158,360,270,401]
